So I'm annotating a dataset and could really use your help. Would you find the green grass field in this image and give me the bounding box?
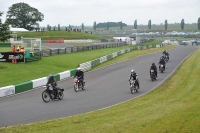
[17,31,105,40]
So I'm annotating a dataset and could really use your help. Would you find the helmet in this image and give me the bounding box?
[131,69,135,73]
[77,67,81,71]
[152,62,155,66]
[48,74,53,79]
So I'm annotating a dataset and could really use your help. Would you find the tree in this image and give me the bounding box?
[107,22,109,30]
[58,24,60,30]
[0,12,12,42]
[165,20,168,31]
[47,25,51,31]
[198,17,200,30]
[181,19,184,30]
[96,22,127,28]
[93,21,96,31]
[120,21,122,30]
[7,2,44,31]
[148,20,151,29]
[82,23,84,32]
[134,19,137,29]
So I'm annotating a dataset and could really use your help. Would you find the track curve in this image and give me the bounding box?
[0,45,197,128]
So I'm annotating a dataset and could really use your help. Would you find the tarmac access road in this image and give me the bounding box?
[0,45,197,128]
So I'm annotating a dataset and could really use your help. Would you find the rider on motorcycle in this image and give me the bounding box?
[163,50,166,55]
[165,52,169,60]
[129,69,140,88]
[150,63,157,77]
[158,57,166,71]
[74,67,85,87]
[46,74,58,97]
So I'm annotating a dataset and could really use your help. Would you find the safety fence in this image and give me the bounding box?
[41,39,116,43]
[0,44,161,98]
[41,43,125,57]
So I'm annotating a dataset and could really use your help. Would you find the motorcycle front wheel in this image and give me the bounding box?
[130,86,134,94]
[74,84,79,92]
[42,90,51,103]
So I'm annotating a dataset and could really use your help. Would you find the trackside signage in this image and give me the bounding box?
[0,52,24,62]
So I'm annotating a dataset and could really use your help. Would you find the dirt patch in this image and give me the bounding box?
[0,66,6,69]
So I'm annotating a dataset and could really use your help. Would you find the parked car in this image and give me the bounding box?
[180,41,188,45]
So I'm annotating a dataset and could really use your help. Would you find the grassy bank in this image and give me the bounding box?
[17,31,104,40]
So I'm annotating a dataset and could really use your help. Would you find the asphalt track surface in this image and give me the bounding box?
[42,43,69,49]
[0,45,197,128]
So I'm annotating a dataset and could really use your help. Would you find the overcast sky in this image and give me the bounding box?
[0,0,200,27]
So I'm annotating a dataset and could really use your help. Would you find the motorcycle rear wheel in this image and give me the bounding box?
[42,91,51,103]
[58,89,64,100]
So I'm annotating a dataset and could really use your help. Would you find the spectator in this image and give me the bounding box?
[12,45,16,52]
[16,45,21,51]
[19,47,25,53]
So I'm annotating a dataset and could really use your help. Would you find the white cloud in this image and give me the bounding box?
[0,0,199,27]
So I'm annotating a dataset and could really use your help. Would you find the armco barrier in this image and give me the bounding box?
[59,71,70,80]
[15,81,33,94]
[45,40,64,43]
[79,61,91,71]
[70,68,77,77]
[41,40,46,43]
[32,77,48,88]
[0,86,15,97]
[53,74,60,81]
[0,45,162,98]
[100,56,107,64]
[107,54,113,60]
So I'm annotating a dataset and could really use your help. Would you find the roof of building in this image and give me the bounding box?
[10,27,29,32]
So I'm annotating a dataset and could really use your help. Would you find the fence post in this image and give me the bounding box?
[50,49,52,56]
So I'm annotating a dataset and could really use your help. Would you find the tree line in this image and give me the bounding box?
[1,2,200,42]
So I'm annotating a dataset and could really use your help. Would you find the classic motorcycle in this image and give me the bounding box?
[159,64,165,73]
[42,84,64,103]
[129,79,139,94]
[165,55,169,62]
[74,77,85,92]
[150,69,156,81]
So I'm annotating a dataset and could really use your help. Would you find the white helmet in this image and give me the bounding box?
[77,67,81,71]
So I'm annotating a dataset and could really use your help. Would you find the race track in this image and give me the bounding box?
[0,45,197,128]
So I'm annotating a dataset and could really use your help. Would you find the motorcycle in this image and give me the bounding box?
[129,79,139,94]
[159,64,165,73]
[42,84,64,103]
[150,69,156,81]
[165,55,169,62]
[74,77,85,92]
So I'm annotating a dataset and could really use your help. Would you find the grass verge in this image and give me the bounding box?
[17,31,104,40]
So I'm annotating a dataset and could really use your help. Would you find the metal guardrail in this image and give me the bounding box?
[41,43,125,57]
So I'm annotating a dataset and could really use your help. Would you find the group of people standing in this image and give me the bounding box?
[12,45,25,53]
